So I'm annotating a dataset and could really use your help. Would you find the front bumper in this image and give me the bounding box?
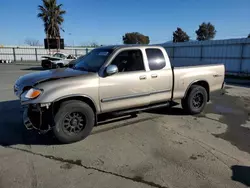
[23,107,34,130]
[22,104,54,133]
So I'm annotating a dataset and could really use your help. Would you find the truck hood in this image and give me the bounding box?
[14,68,88,96]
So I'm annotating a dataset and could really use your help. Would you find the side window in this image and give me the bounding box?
[111,50,144,72]
[146,49,166,70]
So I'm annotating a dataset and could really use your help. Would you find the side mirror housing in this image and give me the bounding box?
[106,65,118,75]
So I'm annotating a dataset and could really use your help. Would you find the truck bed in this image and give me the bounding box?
[170,60,225,100]
[170,59,222,68]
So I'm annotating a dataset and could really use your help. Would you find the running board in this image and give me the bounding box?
[112,101,176,116]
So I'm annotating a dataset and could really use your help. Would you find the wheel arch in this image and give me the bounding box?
[52,95,99,116]
[184,80,210,101]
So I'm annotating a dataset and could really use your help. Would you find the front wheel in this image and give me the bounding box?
[181,85,208,115]
[53,100,95,144]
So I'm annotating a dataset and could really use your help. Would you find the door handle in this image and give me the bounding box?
[151,74,158,78]
[139,75,147,80]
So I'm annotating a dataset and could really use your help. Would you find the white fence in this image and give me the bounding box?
[0,46,94,61]
[161,38,250,75]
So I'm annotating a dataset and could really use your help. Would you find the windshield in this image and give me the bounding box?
[73,48,113,72]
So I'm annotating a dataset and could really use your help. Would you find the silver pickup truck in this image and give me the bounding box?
[14,45,225,143]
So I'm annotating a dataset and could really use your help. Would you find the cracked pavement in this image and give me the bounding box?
[0,64,250,188]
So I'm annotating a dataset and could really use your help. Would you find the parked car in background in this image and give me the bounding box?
[14,45,225,144]
[41,52,76,69]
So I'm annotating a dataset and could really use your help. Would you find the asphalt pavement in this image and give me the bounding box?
[0,64,250,188]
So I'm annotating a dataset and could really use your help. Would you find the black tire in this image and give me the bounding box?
[53,100,95,144]
[181,85,207,115]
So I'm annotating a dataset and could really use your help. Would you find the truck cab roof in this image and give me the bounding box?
[96,44,163,50]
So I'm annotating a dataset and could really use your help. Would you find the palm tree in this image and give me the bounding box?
[37,0,66,50]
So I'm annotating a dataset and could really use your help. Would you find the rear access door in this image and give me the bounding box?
[144,48,173,104]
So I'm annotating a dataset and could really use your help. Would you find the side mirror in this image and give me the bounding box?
[106,65,118,75]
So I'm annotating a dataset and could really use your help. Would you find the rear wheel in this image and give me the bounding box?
[53,100,95,144]
[181,85,207,115]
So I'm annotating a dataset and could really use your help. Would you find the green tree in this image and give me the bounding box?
[195,22,216,41]
[123,32,150,44]
[173,27,190,42]
[37,0,66,49]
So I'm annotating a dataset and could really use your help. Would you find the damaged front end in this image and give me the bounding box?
[23,103,54,134]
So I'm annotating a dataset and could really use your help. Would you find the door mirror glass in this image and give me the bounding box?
[106,65,118,75]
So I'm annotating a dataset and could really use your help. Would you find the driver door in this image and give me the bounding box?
[99,49,151,113]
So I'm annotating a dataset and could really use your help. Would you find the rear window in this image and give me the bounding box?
[146,49,166,70]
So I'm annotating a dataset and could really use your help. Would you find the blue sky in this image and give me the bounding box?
[0,0,249,46]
